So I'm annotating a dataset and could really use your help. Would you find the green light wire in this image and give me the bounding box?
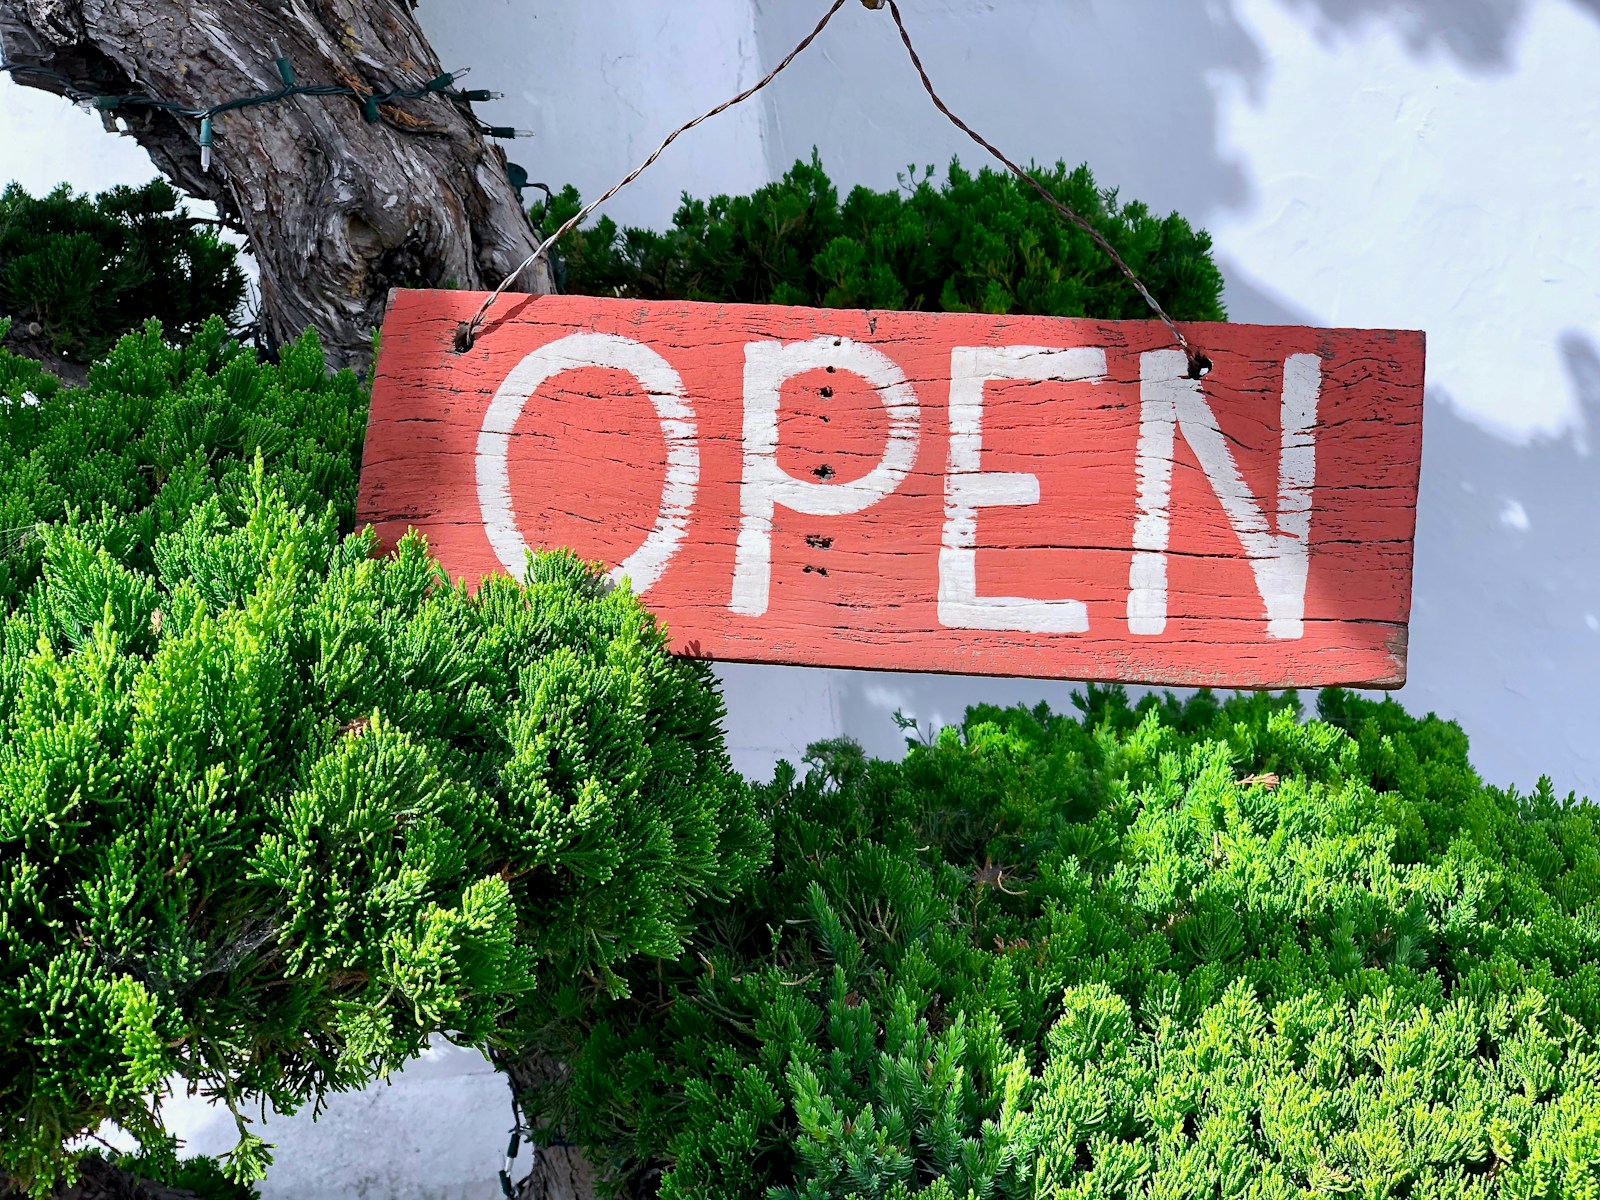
[0,55,527,168]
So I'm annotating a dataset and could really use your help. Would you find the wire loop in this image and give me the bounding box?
[881,0,1205,377]
[6,0,1205,371]
[455,0,854,351]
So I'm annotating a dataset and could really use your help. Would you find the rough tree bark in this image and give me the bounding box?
[0,0,552,372]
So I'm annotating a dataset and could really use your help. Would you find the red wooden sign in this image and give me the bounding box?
[358,290,1425,688]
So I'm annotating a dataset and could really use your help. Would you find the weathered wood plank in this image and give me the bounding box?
[357,289,1425,688]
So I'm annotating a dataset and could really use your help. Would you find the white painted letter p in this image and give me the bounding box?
[731,338,921,617]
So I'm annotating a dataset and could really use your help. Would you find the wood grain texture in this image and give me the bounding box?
[358,289,1426,688]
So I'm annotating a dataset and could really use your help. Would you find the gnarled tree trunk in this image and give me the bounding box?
[516,1147,598,1200]
[0,0,552,372]
[492,1049,601,1200]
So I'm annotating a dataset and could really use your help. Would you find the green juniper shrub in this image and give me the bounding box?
[0,181,245,363]
[0,316,365,614]
[539,154,1226,323]
[0,328,764,1197]
[14,159,1579,1200]
[543,690,1600,1199]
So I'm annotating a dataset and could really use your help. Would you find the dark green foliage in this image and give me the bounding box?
[551,690,1600,1198]
[78,1150,258,1200]
[0,181,245,362]
[542,155,1225,323]
[0,327,763,1196]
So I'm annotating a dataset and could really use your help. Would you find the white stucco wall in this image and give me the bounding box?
[5,1,1600,1195]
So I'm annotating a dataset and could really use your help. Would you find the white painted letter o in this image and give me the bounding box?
[476,332,697,595]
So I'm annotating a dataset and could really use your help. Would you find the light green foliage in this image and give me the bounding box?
[0,317,365,613]
[0,327,763,1196]
[542,155,1226,323]
[0,181,245,361]
[552,690,1600,1198]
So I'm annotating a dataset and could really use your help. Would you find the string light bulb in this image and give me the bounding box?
[272,43,296,87]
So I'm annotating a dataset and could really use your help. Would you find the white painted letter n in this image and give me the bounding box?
[1128,350,1322,640]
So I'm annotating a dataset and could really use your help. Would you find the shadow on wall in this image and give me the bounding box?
[751,0,1600,245]
[1278,0,1600,70]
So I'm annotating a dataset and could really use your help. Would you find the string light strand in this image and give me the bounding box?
[0,55,530,175]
